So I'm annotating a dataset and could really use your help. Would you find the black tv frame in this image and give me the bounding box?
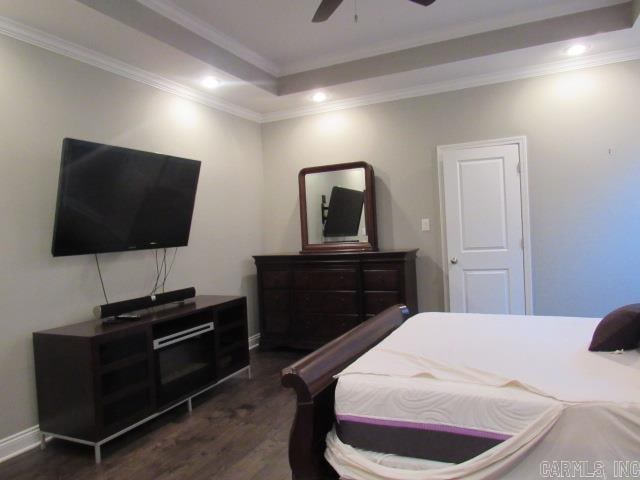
[322,186,365,237]
[51,138,201,257]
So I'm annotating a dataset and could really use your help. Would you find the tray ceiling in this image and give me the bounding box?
[0,0,638,121]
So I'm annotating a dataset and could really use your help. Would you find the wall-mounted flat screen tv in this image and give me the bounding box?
[323,186,365,237]
[52,138,201,257]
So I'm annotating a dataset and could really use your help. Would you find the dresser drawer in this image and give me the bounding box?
[261,269,292,288]
[264,311,290,334]
[364,291,401,315]
[294,313,360,339]
[263,290,290,312]
[363,269,401,291]
[294,269,358,290]
[294,291,358,314]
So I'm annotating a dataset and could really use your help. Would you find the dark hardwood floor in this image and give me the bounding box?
[0,350,302,480]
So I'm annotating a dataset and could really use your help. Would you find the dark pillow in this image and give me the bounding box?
[589,304,640,351]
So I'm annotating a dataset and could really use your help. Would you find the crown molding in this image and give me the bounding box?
[279,0,629,75]
[136,0,281,77]
[262,45,640,123]
[1,14,639,125]
[0,16,262,122]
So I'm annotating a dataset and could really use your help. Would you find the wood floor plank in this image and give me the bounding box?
[0,351,301,480]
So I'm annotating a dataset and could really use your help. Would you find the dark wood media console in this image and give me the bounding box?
[33,295,249,464]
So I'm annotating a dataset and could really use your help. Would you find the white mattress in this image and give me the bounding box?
[335,373,557,445]
[327,312,640,480]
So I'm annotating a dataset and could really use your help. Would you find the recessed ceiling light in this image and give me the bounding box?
[566,44,587,56]
[202,76,220,89]
[312,91,328,103]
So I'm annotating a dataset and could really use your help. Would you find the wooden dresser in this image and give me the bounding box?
[253,250,418,350]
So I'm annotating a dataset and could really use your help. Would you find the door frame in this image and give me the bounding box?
[436,136,533,314]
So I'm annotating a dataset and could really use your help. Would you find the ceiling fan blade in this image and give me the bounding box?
[312,0,344,23]
[408,0,436,6]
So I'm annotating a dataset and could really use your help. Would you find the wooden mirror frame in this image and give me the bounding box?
[298,161,378,254]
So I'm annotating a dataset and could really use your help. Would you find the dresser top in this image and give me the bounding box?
[253,249,418,261]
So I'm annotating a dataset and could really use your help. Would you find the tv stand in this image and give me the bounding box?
[33,295,249,464]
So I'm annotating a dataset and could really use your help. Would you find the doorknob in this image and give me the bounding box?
[450,257,458,264]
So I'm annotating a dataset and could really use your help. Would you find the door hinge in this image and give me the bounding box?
[517,161,521,174]
[520,238,524,249]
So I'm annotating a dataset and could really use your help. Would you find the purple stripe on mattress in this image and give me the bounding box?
[336,414,512,441]
[335,416,508,463]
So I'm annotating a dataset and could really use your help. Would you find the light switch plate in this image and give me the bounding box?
[421,218,430,232]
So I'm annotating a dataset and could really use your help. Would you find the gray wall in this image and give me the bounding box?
[0,35,264,438]
[262,60,640,318]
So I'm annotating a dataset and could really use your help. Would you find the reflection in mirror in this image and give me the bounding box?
[299,161,377,253]
[305,168,367,245]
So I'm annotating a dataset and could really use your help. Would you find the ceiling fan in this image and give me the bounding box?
[312,0,436,23]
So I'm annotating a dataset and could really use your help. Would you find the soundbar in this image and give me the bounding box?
[99,287,196,319]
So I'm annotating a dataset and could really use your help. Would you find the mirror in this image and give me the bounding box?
[299,162,377,253]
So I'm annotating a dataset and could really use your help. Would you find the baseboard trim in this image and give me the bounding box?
[249,333,261,350]
[0,425,43,464]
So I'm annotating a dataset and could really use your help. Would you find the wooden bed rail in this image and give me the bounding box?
[281,304,410,480]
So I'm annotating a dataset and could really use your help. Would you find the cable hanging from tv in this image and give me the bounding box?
[94,246,179,308]
[94,254,109,304]
[151,248,178,295]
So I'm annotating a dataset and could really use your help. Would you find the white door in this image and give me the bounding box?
[441,144,526,314]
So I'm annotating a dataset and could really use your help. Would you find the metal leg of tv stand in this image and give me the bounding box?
[94,444,102,465]
[40,434,46,450]
[187,398,193,415]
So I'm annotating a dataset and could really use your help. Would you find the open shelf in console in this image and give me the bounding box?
[99,332,147,365]
[215,301,249,379]
[102,386,153,430]
[101,360,150,396]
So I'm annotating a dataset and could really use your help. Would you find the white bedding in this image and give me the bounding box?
[326,312,640,480]
[339,313,640,402]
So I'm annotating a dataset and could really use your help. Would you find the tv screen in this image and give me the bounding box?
[323,186,365,237]
[52,138,201,257]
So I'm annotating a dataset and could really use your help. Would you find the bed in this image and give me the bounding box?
[281,305,640,480]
